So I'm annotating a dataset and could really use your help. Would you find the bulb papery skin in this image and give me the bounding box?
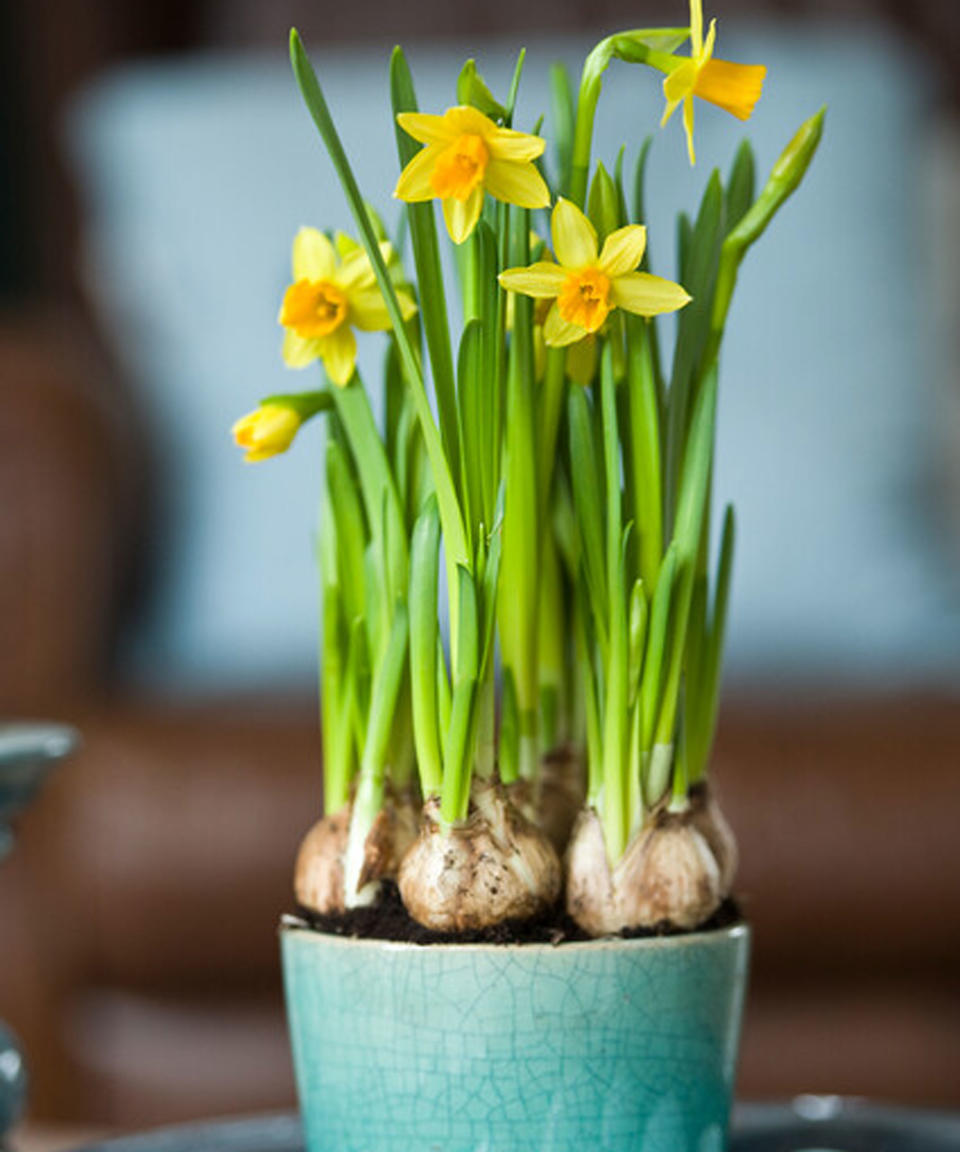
[294,792,419,915]
[688,780,738,896]
[294,803,350,915]
[398,781,562,932]
[507,744,586,856]
[565,806,722,936]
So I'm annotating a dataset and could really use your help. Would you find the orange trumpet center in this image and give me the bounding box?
[281,279,349,339]
[557,267,612,333]
[430,134,489,201]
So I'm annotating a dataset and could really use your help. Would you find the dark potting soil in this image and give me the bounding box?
[292,881,742,945]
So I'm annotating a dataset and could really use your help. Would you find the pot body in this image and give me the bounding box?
[282,920,749,1152]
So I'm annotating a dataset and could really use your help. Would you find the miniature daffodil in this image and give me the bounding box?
[279,226,416,386]
[233,403,302,463]
[499,199,691,349]
[662,0,766,165]
[394,106,550,244]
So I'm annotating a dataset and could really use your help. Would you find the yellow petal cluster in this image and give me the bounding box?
[662,0,766,164]
[499,199,691,350]
[279,227,417,386]
[232,403,302,463]
[394,106,550,244]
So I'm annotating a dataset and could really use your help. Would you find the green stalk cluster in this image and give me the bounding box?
[240,23,823,928]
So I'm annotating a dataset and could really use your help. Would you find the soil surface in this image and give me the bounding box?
[292,881,742,945]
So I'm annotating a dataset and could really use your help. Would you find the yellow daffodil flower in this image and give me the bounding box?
[279,226,416,387]
[662,0,766,165]
[394,106,550,245]
[233,403,302,463]
[499,199,691,349]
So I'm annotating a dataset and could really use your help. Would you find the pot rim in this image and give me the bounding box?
[279,913,748,954]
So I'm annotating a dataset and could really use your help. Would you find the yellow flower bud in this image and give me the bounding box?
[232,403,301,463]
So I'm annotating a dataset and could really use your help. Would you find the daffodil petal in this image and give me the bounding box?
[683,96,696,165]
[598,226,648,278]
[349,285,416,330]
[484,159,551,209]
[551,198,598,270]
[487,127,546,163]
[702,17,717,62]
[499,261,568,298]
[661,95,682,128]
[663,60,698,105]
[543,300,587,347]
[396,289,418,322]
[292,227,336,281]
[611,271,692,317]
[338,242,394,292]
[690,0,704,56]
[396,111,455,145]
[282,328,322,369]
[442,186,484,245]
[335,231,361,260]
[694,59,766,120]
[394,145,443,202]
[320,326,357,387]
[444,105,496,138]
[349,289,391,332]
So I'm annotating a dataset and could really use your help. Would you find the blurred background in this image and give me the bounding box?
[1,0,959,1137]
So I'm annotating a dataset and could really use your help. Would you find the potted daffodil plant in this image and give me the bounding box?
[233,2,821,1147]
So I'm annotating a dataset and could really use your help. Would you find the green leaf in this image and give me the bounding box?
[588,161,621,244]
[456,318,486,539]
[725,139,756,235]
[505,47,527,124]
[499,214,539,759]
[440,678,477,824]
[331,378,407,606]
[359,602,409,791]
[568,385,609,657]
[627,577,648,706]
[651,370,718,796]
[325,440,367,626]
[690,503,735,782]
[625,316,663,593]
[390,48,461,471]
[288,31,468,581]
[499,666,519,785]
[708,108,826,369]
[632,137,654,232]
[641,542,678,753]
[665,171,724,529]
[409,497,443,796]
[457,58,508,121]
[549,61,575,194]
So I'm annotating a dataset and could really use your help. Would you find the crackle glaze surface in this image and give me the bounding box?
[282,923,749,1152]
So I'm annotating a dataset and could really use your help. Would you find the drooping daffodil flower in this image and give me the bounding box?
[393,106,550,244]
[499,199,691,349]
[232,403,302,463]
[661,0,766,165]
[279,227,416,386]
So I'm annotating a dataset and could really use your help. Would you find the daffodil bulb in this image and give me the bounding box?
[507,744,586,856]
[687,780,738,897]
[398,781,561,933]
[565,807,722,936]
[294,790,419,916]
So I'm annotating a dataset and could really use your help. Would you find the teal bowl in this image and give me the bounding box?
[281,918,750,1152]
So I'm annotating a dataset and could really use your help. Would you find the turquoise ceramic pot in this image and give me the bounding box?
[282,919,749,1152]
